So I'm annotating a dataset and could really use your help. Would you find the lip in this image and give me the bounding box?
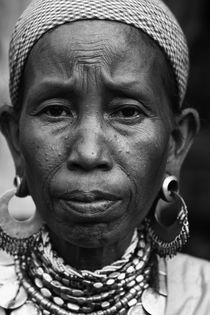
[60,190,120,202]
[57,190,122,218]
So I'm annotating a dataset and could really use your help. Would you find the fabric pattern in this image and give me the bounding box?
[9,0,189,108]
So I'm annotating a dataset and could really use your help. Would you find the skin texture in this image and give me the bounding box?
[0,21,199,270]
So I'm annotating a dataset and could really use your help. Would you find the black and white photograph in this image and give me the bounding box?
[0,0,210,314]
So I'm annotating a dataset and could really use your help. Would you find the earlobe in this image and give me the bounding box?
[0,104,23,175]
[166,107,200,176]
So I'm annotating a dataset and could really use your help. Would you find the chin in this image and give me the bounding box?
[50,218,131,249]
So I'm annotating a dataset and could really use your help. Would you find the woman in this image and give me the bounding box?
[0,0,209,314]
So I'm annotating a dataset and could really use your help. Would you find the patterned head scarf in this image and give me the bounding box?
[9,0,189,109]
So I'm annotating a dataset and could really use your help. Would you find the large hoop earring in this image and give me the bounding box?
[0,177,44,256]
[145,175,189,257]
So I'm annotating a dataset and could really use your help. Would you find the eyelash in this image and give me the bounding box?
[36,102,147,126]
[108,105,147,123]
[39,105,74,117]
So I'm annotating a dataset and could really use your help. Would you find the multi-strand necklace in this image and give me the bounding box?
[0,227,167,315]
[13,227,152,315]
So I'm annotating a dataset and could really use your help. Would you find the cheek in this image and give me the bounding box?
[19,120,66,197]
[119,121,170,214]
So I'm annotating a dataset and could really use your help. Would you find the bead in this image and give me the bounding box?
[53,296,64,306]
[139,240,145,248]
[67,302,80,311]
[10,229,152,315]
[40,288,52,298]
[94,282,103,289]
[136,261,144,271]
[137,250,144,257]
[109,272,120,279]
[118,273,126,280]
[136,274,144,283]
[101,301,110,309]
[127,266,135,274]
[36,267,44,277]
[119,308,127,315]
[130,287,137,295]
[51,280,61,289]
[80,306,93,313]
[106,279,115,286]
[133,258,139,266]
[35,278,43,288]
[43,273,52,283]
[72,289,84,297]
[61,278,69,286]
[128,298,138,307]
[127,280,136,288]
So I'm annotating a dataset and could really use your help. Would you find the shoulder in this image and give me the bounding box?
[166,253,210,315]
[168,253,210,282]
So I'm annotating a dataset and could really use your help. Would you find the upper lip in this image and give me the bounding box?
[59,190,121,203]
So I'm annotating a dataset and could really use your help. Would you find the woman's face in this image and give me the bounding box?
[18,21,174,248]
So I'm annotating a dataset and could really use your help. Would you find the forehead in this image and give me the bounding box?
[22,20,170,110]
[25,20,163,75]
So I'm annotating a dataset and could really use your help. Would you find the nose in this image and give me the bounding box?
[67,126,113,172]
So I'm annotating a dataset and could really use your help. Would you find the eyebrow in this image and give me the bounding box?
[103,72,156,104]
[23,78,76,105]
[23,72,155,109]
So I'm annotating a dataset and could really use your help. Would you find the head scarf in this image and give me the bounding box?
[9,0,189,108]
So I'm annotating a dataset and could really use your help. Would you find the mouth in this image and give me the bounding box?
[58,190,122,217]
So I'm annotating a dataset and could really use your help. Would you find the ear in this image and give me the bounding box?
[0,105,23,176]
[166,108,200,178]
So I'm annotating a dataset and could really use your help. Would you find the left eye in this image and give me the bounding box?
[115,107,141,118]
[110,106,143,120]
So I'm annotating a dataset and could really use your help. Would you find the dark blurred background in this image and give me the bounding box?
[0,0,210,259]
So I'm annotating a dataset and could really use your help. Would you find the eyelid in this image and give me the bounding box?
[30,99,72,115]
[109,101,150,116]
[109,96,150,109]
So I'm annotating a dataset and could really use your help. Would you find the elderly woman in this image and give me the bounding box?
[0,0,210,314]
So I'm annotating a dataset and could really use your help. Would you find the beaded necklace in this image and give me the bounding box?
[0,227,167,315]
[13,227,152,315]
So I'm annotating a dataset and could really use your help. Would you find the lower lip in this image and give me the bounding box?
[59,199,122,218]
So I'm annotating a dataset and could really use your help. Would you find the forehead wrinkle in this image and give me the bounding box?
[68,40,114,66]
[23,21,169,108]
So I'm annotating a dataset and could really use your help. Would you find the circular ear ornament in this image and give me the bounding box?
[145,175,189,257]
[160,175,178,202]
[0,188,44,256]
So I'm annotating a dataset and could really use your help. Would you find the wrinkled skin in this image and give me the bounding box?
[1,21,199,269]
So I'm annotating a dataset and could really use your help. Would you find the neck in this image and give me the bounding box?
[49,229,134,270]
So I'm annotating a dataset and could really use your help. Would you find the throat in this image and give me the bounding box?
[49,229,134,270]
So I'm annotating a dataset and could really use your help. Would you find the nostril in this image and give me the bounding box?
[98,162,111,171]
[67,161,81,171]
[67,160,111,171]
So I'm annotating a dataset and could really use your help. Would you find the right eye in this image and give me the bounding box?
[40,105,73,117]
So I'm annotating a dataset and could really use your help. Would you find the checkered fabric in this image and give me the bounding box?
[9,0,189,108]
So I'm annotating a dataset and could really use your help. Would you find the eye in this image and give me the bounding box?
[109,105,145,123]
[40,105,73,118]
[115,107,141,118]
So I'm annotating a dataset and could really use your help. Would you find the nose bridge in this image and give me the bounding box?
[79,121,102,157]
[67,116,113,171]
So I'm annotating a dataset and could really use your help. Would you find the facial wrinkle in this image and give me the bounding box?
[75,62,102,95]
[70,39,114,67]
